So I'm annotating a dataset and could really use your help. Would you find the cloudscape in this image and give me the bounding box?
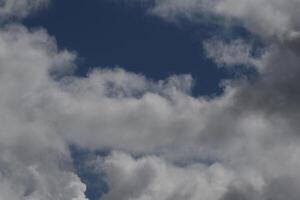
[1,0,300,199]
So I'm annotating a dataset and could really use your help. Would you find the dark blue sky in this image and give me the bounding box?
[24,0,233,96]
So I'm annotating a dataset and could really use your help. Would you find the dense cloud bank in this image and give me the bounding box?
[1,0,300,199]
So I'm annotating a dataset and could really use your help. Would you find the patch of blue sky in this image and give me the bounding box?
[23,0,259,97]
[70,145,110,200]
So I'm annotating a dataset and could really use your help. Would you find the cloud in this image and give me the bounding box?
[0,24,87,199]
[139,0,300,41]
[204,39,263,69]
[213,0,300,41]
[100,152,234,200]
[2,1,300,200]
[0,0,49,20]
[1,22,300,199]
[149,0,213,22]
[90,1,300,199]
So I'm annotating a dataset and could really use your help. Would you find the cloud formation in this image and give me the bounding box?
[145,0,300,41]
[100,152,233,200]
[2,0,300,199]
[0,24,87,199]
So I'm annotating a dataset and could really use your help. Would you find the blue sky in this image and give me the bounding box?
[24,0,233,96]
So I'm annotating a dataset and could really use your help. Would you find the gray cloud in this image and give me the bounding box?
[1,0,300,200]
[0,24,87,199]
[204,39,263,69]
[139,0,300,41]
[100,152,234,200]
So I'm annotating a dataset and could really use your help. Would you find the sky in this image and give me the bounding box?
[1,0,300,200]
[23,0,234,96]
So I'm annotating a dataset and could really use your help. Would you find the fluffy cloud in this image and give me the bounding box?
[100,152,234,200]
[0,24,87,199]
[90,0,300,199]
[141,0,300,41]
[2,23,300,200]
[2,1,300,200]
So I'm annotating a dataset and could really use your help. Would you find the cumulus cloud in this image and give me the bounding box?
[100,152,234,200]
[0,24,87,199]
[86,0,300,199]
[2,0,300,200]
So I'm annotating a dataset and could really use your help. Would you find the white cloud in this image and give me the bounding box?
[0,24,87,199]
[2,1,300,200]
[3,23,300,199]
[101,152,234,200]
